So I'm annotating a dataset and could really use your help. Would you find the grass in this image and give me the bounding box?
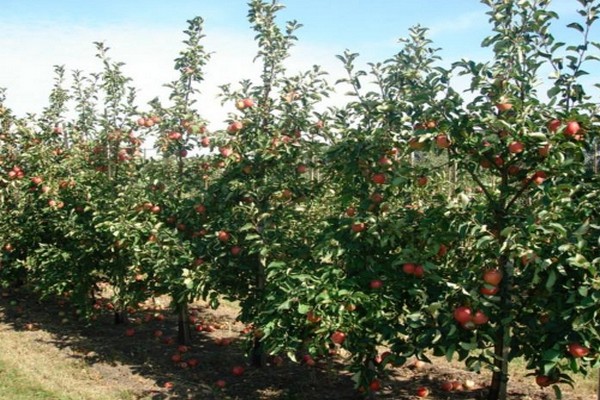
[0,320,140,400]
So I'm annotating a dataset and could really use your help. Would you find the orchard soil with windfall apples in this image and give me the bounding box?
[0,287,594,400]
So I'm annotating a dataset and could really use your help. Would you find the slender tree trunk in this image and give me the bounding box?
[250,256,267,367]
[177,302,192,345]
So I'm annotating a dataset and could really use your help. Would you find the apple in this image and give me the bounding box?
[471,310,489,325]
[177,345,189,353]
[351,222,366,233]
[413,265,425,278]
[378,156,393,166]
[483,269,503,286]
[435,134,451,149]
[215,379,226,389]
[331,331,347,345]
[124,328,135,337]
[547,119,561,133]
[402,263,416,275]
[416,386,429,397]
[463,379,476,390]
[480,285,499,296]
[437,244,448,257]
[217,230,230,242]
[231,365,245,376]
[441,381,454,392]
[219,147,233,157]
[167,131,182,140]
[230,246,242,256]
[371,173,386,184]
[303,354,316,366]
[296,164,308,174]
[227,121,244,134]
[370,192,384,204]
[496,102,513,112]
[171,353,182,363]
[163,382,174,390]
[370,279,384,289]
[306,311,321,323]
[153,329,163,338]
[200,136,210,147]
[369,379,381,392]
[568,343,590,358]
[538,143,550,157]
[31,176,43,185]
[453,306,472,324]
[494,156,504,167]
[508,141,524,154]
[532,171,547,185]
[416,176,428,186]
[408,138,426,150]
[564,121,580,137]
[535,375,553,387]
[345,207,356,217]
[507,165,520,176]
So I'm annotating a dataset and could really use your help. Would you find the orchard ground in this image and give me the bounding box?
[0,288,596,400]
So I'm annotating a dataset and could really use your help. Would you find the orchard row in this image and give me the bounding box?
[1,1,599,399]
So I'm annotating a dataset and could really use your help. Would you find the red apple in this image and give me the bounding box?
[564,121,580,137]
[345,207,356,217]
[480,285,499,296]
[201,136,210,147]
[453,306,472,324]
[416,176,428,186]
[547,119,561,133]
[215,379,226,388]
[435,134,451,149]
[483,269,503,286]
[371,173,386,185]
[441,381,454,392]
[496,102,513,112]
[532,171,547,185]
[168,131,182,140]
[568,343,590,358]
[402,263,416,275]
[124,328,135,337]
[508,141,524,154]
[217,230,230,242]
[351,222,366,233]
[416,386,429,397]
[413,264,425,278]
[471,310,489,325]
[231,365,245,376]
[230,246,242,256]
[370,279,383,289]
[538,143,550,157]
[331,331,346,345]
[369,379,381,392]
[535,375,553,387]
[227,121,243,134]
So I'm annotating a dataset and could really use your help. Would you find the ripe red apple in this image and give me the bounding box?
[177,345,189,353]
[453,306,472,324]
[480,285,499,296]
[219,147,233,157]
[171,353,182,363]
[215,379,226,388]
[200,136,210,147]
[168,131,182,140]
[402,263,416,275]
[483,269,503,286]
[508,141,524,154]
[441,381,454,392]
[31,176,43,185]
[231,365,245,376]
[217,230,230,242]
[331,331,347,345]
[369,379,381,392]
[547,119,561,133]
[413,264,425,278]
[378,156,393,166]
[416,386,429,397]
[568,343,590,358]
[163,382,174,390]
[532,171,547,185]
[345,207,356,217]
[507,164,520,176]
[371,173,386,185]
[535,375,553,387]
[351,222,366,233]
[435,134,451,149]
[564,121,580,137]
[538,143,550,157]
[306,311,321,323]
[417,176,428,186]
[370,279,384,289]
[187,358,199,368]
[303,354,316,366]
[230,246,242,256]
[296,164,307,174]
[437,244,448,257]
[227,121,244,134]
[124,328,135,337]
[370,192,384,204]
[471,310,489,325]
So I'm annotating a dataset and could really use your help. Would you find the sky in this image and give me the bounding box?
[0,0,596,132]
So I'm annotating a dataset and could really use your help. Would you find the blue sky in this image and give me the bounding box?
[0,1,595,124]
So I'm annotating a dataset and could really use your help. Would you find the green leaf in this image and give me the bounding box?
[567,22,584,33]
[546,270,557,290]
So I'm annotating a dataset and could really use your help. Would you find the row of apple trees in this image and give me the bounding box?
[0,1,598,399]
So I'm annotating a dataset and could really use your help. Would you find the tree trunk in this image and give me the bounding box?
[488,326,509,400]
[177,302,192,345]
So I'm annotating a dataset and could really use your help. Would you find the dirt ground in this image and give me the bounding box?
[0,287,596,400]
